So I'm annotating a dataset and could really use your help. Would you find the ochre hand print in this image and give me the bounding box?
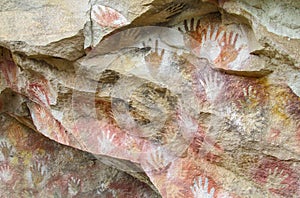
[92,5,128,29]
[143,39,165,77]
[214,31,243,69]
[0,48,18,90]
[178,18,245,69]
[178,18,203,51]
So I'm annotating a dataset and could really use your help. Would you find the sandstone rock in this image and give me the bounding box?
[0,0,299,197]
[0,114,160,197]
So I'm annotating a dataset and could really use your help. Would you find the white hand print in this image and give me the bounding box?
[145,149,171,173]
[242,86,257,104]
[68,176,81,196]
[0,164,12,183]
[199,24,223,60]
[191,176,215,198]
[31,85,49,106]
[199,72,224,103]
[97,129,116,153]
[96,182,108,194]
[265,167,289,190]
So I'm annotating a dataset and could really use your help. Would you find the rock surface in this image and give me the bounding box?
[0,0,299,197]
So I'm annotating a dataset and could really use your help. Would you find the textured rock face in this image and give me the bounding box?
[0,0,300,197]
[0,115,159,197]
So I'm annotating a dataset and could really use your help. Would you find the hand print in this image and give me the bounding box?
[92,5,128,28]
[0,141,13,161]
[144,149,171,173]
[160,3,186,20]
[149,3,186,23]
[178,111,198,137]
[111,100,137,130]
[96,182,108,194]
[21,189,35,198]
[265,167,289,190]
[28,83,50,107]
[178,18,203,50]
[166,184,185,198]
[191,176,215,198]
[143,39,165,77]
[0,164,12,183]
[30,161,46,187]
[0,48,18,89]
[97,129,116,153]
[239,85,259,109]
[68,176,81,196]
[119,28,142,48]
[214,31,243,68]
[178,18,201,38]
[197,24,224,60]
[199,72,225,103]
[200,24,223,44]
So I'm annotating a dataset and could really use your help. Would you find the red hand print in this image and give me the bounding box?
[214,31,243,69]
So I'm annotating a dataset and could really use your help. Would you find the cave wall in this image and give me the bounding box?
[0,0,299,197]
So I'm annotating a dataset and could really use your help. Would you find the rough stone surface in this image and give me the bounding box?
[0,0,299,197]
[0,114,159,197]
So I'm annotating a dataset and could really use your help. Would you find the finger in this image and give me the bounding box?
[204,177,209,191]
[191,186,196,194]
[196,19,201,29]
[160,48,165,57]
[249,86,252,96]
[233,33,238,45]
[190,18,194,32]
[199,79,205,87]
[207,73,212,83]
[155,40,158,52]
[214,73,217,83]
[279,169,284,175]
[216,28,223,41]
[98,5,105,13]
[274,167,278,174]
[178,27,183,33]
[184,20,188,32]
[228,32,233,45]
[209,25,214,40]
[221,32,227,44]
[210,24,215,40]
[243,88,247,97]
[202,29,207,41]
[199,177,202,189]
[93,10,101,20]
[210,187,215,196]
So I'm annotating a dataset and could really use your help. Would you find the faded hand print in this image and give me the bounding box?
[68,176,81,196]
[0,164,12,183]
[265,167,289,190]
[145,149,171,173]
[30,161,46,187]
[97,129,116,153]
[28,83,50,107]
[199,72,224,103]
[0,141,13,161]
[143,39,165,77]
